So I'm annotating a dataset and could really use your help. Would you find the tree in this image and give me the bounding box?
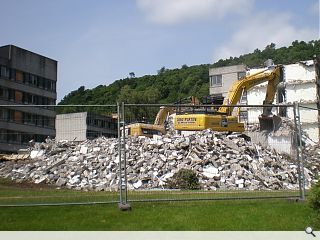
[58,40,320,114]
[157,66,167,75]
[129,72,135,78]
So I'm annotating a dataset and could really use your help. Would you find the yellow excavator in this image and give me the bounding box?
[125,106,174,137]
[174,65,283,132]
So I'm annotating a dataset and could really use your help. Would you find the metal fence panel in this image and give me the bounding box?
[0,105,119,206]
[122,103,310,203]
[0,103,317,207]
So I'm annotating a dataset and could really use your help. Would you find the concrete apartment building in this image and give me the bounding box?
[0,45,57,152]
[56,112,117,141]
[209,64,248,120]
[209,64,247,98]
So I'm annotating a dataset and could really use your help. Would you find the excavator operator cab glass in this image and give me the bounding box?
[221,118,228,127]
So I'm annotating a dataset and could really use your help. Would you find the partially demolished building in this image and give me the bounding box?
[246,60,320,143]
[209,59,320,144]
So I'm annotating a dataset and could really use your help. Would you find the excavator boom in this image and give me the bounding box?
[154,107,174,125]
[218,66,282,115]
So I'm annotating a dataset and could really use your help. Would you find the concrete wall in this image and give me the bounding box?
[209,64,246,97]
[267,134,294,155]
[285,61,315,82]
[246,131,294,156]
[56,112,87,141]
[286,82,317,103]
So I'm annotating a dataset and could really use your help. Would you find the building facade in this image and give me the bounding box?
[55,112,117,141]
[209,64,248,120]
[209,64,247,98]
[0,45,57,152]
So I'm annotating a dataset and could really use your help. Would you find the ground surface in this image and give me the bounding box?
[0,178,318,231]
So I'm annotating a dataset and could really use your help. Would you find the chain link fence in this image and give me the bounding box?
[0,103,316,207]
[0,105,119,206]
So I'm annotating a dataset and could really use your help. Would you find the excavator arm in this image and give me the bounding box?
[154,107,174,125]
[259,66,283,131]
[217,65,282,115]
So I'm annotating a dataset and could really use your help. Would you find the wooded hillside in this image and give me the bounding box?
[58,40,319,113]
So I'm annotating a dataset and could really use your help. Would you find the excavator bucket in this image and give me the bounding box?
[258,115,282,132]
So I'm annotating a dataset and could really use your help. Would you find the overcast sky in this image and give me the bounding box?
[0,0,319,101]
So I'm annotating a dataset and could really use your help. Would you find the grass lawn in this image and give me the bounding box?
[0,178,318,231]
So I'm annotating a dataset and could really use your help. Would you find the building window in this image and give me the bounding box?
[239,111,248,122]
[237,71,246,80]
[10,68,16,80]
[15,90,23,103]
[14,111,23,123]
[0,109,8,121]
[51,81,56,91]
[22,133,34,144]
[0,129,6,142]
[8,109,15,122]
[240,90,247,104]
[23,72,30,84]
[8,89,15,101]
[7,130,19,143]
[1,65,56,92]
[0,66,10,78]
[0,87,8,99]
[210,75,222,87]
[15,70,23,82]
[23,112,32,125]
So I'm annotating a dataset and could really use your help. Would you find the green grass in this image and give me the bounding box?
[0,178,318,230]
[0,200,316,230]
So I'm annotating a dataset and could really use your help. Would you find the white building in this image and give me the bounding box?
[55,112,117,141]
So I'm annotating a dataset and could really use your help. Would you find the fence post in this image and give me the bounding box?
[296,103,306,199]
[117,102,123,205]
[293,103,305,200]
[118,102,131,210]
[122,102,129,206]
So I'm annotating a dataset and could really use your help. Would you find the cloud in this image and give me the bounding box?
[213,12,319,61]
[136,0,254,25]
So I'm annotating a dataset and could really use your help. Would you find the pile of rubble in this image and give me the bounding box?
[0,130,318,191]
[247,117,314,142]
[303,144,320,172]
[247,118,295,133]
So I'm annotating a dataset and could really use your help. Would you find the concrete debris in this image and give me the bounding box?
[247,118,295,133]
[247,117,314,143]
[0,130,319,192]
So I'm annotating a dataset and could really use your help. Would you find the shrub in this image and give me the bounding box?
[166,169,200,190]
[309,179,320,211]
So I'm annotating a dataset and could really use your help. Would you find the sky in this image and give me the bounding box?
[0,0,319,101]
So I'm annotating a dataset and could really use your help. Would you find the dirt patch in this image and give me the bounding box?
[0,177,55,190]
